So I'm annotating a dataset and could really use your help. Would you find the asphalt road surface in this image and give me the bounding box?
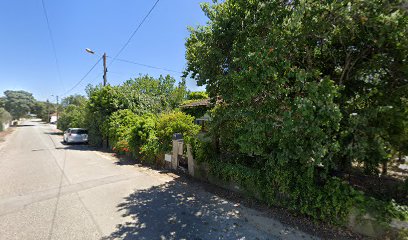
[0,120,317,240]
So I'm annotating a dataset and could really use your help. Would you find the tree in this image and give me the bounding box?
[121,74,188,114]
[0,97,5,108]
[185,0,408,221]
[31,100,55,122]
[187,91,208,100]
[57,104,86,131]
[61,95,87,108]
[4,90,36,119]
[84,75,189,146]
[57,95,87,131]
[186,0,408,174]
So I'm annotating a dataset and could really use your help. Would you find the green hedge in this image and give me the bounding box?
[0,108,11,131]
[193,138,408,224]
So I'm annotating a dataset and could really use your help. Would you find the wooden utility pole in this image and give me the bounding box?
[103,53,107,86]
[46,99,50,123]
[56,95,59,123]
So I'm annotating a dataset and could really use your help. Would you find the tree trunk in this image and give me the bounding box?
[382,161,388,175]
[398,152,403,163]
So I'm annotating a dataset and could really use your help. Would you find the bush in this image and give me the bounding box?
[129,114,158,164]
[0,108,11,131]
[0,108,11,123]
[57,104,86,131]
[106,109,140,152]
[156,111,200,152]
[187,91,208,100]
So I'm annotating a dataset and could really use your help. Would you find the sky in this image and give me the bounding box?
[0,0,210,101]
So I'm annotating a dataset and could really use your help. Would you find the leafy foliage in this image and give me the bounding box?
[0,108,12,131]
[57,104,86,131]
[186,0,408,222]
[187,91,208,100]
[0,97,5,108]
[3,90,35,119]
[82,74,189,146]
[106,109,140,152]
[31,100,55,122]
[156,111,200,152]
[60,95,87,108]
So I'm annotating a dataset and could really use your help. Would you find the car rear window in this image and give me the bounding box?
[71,129,88,134]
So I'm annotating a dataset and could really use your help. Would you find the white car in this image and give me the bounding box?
[63,128,88,144]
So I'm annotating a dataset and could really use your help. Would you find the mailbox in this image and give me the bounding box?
[172,133,183,140]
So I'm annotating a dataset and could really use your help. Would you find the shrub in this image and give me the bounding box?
[129,114,158,163]
[57,104,86,131]
[156,111,200,152]
[106,109,140,152]
[187,91,208,100]
[113,139,131,155]
[0,108,11,131]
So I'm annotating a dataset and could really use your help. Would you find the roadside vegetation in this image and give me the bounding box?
[0,90,56,124]
[57,75,200,165]
[0,108,12,131]
[184,0,408,225]
[44,0,408,232]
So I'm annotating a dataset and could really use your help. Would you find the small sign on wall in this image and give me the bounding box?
[165,154,172,162]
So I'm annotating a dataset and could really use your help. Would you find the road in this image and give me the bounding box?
[0,120,316,240]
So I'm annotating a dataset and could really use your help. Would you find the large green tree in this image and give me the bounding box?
[84,74,188,146]
[186,0,408,174]
[60,94,87,108]
[31,100,56,122]
[57,95,87,131]
[0,97,5,108]
[185,0,408,221]
[4,90,36,120]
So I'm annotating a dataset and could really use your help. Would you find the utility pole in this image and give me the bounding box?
[103,53,107,86]
[56,95,59,123]
[85,49,109,148]
[85,48,107,86]
[46,99,50,123]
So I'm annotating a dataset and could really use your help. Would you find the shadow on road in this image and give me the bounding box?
[45,132,64,136]
[114,156,138,166]
[59,142,98,151]
[13,124,35,127]
[31,142,98,152]
[101,179,263,240]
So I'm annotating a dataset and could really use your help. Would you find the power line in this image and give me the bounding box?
[41,0,65,92]
[61,57,102,97]
[109,0,160,66]
[108,56,182,74]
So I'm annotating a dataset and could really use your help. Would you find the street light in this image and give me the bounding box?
[85,48,95,54]
[85,48,107,86]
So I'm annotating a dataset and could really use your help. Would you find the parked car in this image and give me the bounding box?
[63,128,88,144]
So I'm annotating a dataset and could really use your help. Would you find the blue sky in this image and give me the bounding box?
[0,0,210,101]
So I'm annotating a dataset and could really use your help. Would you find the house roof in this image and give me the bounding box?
[180,98,210,108]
